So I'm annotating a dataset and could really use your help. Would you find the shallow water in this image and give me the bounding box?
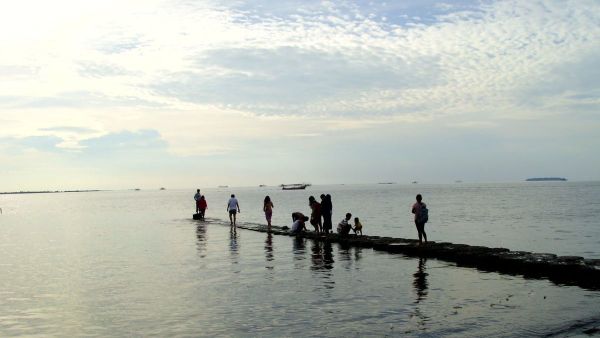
[1,183,599,336]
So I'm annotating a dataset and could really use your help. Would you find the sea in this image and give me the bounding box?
[1,182,599,337]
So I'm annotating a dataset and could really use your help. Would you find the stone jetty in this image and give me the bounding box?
[197,217,600,291]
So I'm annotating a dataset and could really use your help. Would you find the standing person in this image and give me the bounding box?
[412,194,428,244]
[308,196,322,233]
[199,195,208,220]
[321,194,333,234]
[227,194,240,226]
[194,189,201,214]
[263,196,274,230]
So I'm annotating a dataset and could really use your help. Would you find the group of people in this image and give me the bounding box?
[194,189,429,244]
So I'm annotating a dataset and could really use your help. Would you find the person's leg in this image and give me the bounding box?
[229,211,233,225]
[233,212,237,226]
[422,225,427,243]
[415,221,423,244]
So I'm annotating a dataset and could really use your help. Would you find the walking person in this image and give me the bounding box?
[263,196,274,230]
[194,189,201,214]
[412,194,429,244]
[227,194,240,226]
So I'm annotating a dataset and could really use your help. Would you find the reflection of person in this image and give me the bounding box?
[199,195,207,220]
[227,194,240,226]
[337,213,352,235]
[413,258,428,303]
[291,214,309,234]
[194,189,201,214]
[263,196,274,229]
[411,194,428,244]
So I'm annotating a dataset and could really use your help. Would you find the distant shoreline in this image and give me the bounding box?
[0,190,102,195]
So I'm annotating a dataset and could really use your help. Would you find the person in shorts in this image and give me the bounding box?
[411,194,428,244]
[227,194,240,226]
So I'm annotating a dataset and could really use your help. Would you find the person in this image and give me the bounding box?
[321,194,333,234]
[308,196,322,233]
[412,194,428,244]
[337,213,352,235]
[353,217,363,236]
[291,214,309,234]
[199,195,207,220]
[194,189,201,214]
[227,194,240,226]
[263,196,274,229]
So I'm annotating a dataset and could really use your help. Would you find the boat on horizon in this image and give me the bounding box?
[280,183,310,190]
[526,177,567,182]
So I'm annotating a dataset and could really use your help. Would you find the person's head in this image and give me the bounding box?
[416,194,422,202]
[326,194,331,200]
[354,217,359,223]
[346,213,352,220]
[201,195,205,200]
[320,194,325,200]
[301,215,309,223]
[231,194,235,198]
[309,196,315,202]
[197,189,200,193]
[264,195,271,204]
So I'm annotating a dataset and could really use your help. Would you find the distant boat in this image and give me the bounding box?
[160,187,166,190]
[134,188,141,191]
[455,180,463,183]
[281,183,309,190]
[378,182,395,185]
[218,185,229,188]
[412,181,418,184]
[526,177,567,182]
[259,184,267,187]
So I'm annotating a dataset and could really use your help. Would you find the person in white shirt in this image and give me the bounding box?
[291,214,308,234]
[227,194,240,226]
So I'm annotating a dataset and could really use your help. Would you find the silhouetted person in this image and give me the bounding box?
[291,214,309,234]
[411,194,428,244]
[321,194,333,234]
[194,189,201,214]
[353,217,363,235]
[308,196,322,233]
[199,195,207,220]
[337,212,352,235]
[263,196,274,230]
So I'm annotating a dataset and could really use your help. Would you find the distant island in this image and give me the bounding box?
[0,190,101,195]
[525,177,567,182]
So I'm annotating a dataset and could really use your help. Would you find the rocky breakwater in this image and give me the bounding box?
[226,222,600,291]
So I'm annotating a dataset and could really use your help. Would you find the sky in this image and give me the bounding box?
[0,0,599,190]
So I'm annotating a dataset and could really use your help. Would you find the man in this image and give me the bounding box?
[227,194,240,226]
[194,189,201,214]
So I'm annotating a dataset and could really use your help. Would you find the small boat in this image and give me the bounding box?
[218,185,229,188]
[160,187,166,190]
[259,184,267,187]
[281,183,309,190]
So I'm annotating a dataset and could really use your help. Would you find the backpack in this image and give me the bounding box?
[417,204,429,224]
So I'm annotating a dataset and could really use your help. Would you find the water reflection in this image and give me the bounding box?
[310,240,335,289]
[229,226,239,264]
[195,224,207,257]
[292,236,306,259]
[264,233,274,270]
[413,258,428,303]
[411,258,430,332]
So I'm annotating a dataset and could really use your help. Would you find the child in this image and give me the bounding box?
[337,213,352,235]
[353,217,363,236]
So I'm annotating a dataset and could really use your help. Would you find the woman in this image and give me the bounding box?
[263,196,274,229]
[411,194,428,244]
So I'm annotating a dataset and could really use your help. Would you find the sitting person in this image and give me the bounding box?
[337,213,352,235]
[353,217,363,236]
[291,214,309,234]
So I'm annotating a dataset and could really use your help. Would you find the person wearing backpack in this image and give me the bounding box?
[411,194,428,244]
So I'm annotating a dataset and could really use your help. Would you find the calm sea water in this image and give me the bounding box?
[1,182,599,336]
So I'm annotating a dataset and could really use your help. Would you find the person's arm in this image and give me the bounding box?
[237,202,240,212]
